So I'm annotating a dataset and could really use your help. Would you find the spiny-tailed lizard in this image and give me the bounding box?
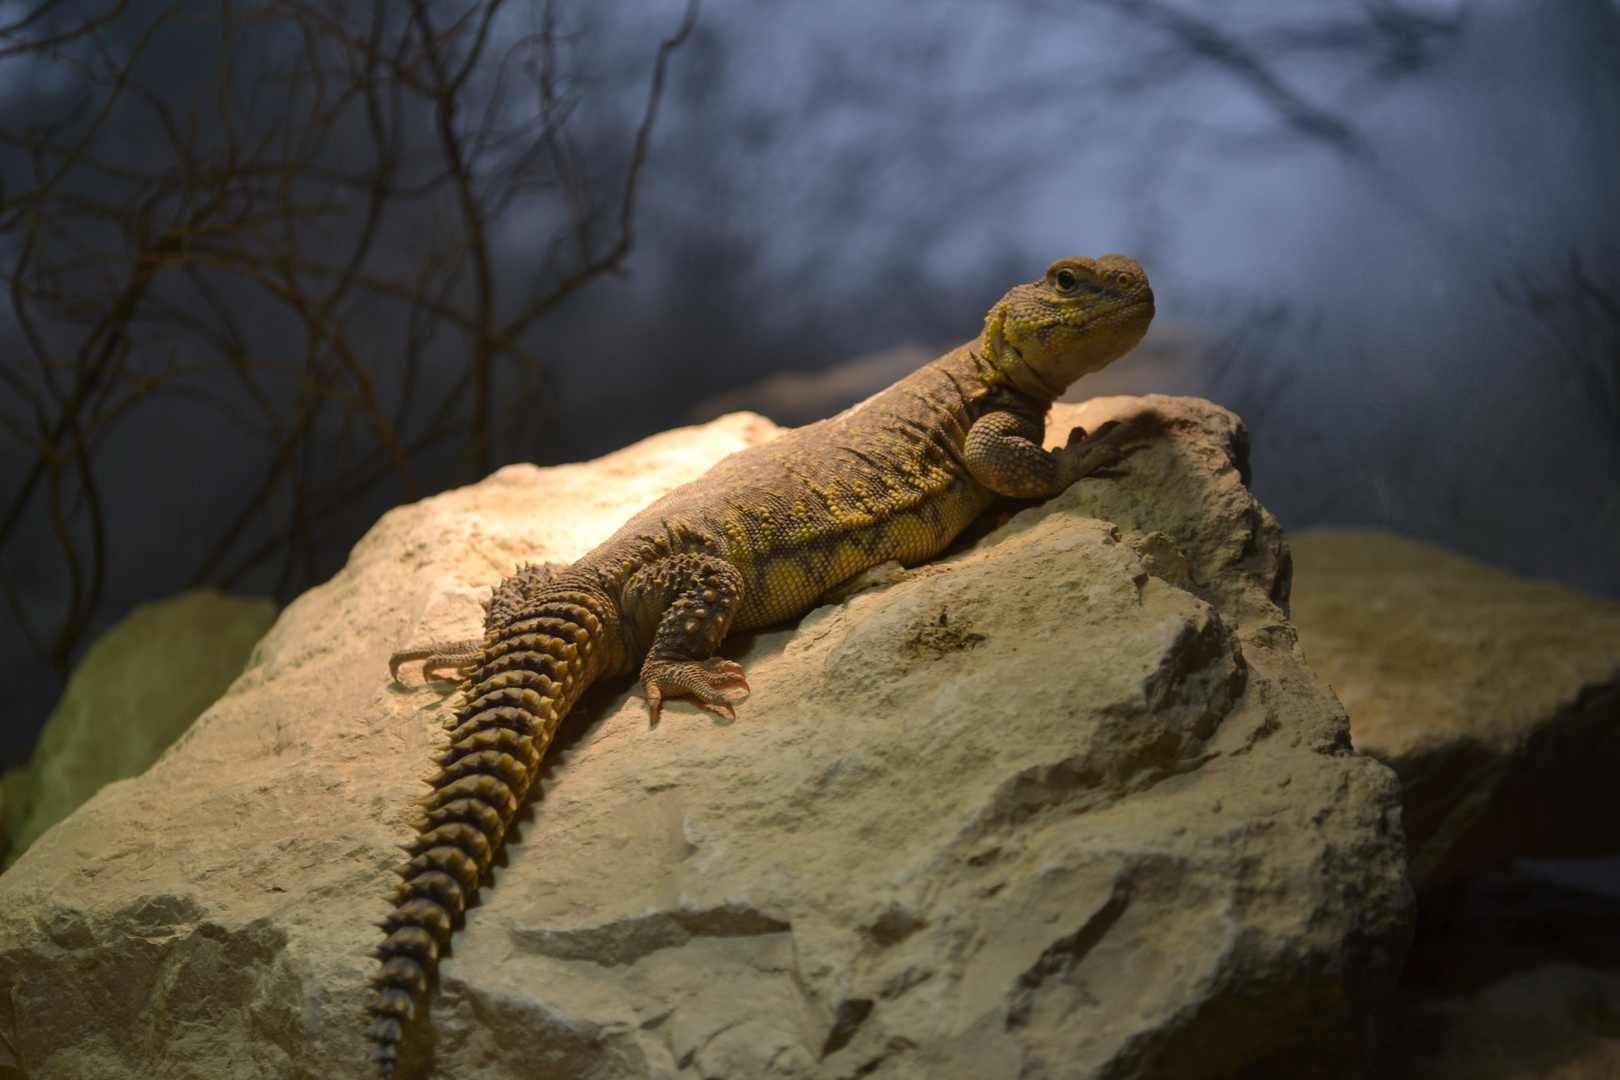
[366,255,1155,1076]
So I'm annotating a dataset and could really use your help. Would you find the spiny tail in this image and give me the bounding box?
[365,587,609,1078]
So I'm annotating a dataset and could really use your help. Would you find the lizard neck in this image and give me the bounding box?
[978,318,1064,406]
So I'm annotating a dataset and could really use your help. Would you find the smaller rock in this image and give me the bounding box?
[1287,529,1620,893]
[1,588,278,867]
[1373,864,1620,1080]
[685,344,936,426]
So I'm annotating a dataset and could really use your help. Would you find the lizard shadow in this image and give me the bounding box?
[486,674,628,866]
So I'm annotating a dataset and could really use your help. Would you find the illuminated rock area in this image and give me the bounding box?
[0,397,1412,1080]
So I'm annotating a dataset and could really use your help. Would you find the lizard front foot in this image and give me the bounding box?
[1060,411,1157,480]
[641,657,750,721]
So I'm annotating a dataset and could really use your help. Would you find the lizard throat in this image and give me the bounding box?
[1000,343,1065,400]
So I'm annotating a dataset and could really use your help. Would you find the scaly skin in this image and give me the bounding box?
[365,255,1155,1076]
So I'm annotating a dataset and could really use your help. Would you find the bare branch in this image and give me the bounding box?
[0,0,696,686]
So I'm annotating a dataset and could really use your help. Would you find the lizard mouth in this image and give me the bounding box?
[1073,295,1154,329]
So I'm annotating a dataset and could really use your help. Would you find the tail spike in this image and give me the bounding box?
[366,585,613,1076]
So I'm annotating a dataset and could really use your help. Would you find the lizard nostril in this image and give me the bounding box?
[1115,272,1134,288]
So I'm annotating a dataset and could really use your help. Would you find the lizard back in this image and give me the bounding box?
[588,343,1007,632]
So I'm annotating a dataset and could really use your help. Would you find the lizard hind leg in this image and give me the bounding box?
[634,555,750,720]
[387,562,572,686]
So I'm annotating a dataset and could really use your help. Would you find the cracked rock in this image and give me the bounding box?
[0,398,1411,1079]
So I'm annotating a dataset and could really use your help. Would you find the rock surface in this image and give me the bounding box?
[0,398,1412,1080]
[0,588,277,867]
[1288,530,1620,893]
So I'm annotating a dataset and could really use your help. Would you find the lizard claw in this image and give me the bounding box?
[1066,408,1160,451]
[641,657,750,721]
[1060,413,1157,482]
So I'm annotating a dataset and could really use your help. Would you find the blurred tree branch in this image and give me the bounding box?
[1091,0,1358,147]
[1041,0,1468,152]
[0,0,696,680]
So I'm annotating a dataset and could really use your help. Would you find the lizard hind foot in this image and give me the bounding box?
[389,640,484,685]
[641,657,750,721]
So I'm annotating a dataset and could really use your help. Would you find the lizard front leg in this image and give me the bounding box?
[629,554,750,720]
[964,408,1150,499]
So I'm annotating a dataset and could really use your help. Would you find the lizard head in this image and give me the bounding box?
[981,255,1155,400]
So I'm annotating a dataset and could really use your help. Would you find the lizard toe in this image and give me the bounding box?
[641,657,750,720]
[390,639,483,684]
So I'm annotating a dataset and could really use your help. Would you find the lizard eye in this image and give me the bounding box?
[1054,267,1080,291]
[1115,272,1135,288]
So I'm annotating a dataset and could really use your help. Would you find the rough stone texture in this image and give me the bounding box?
[0,398,1412,1080]
[1287,530,1620,893]
[0,588,278,868]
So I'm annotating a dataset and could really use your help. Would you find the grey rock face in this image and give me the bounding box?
[0,399,1411,1080]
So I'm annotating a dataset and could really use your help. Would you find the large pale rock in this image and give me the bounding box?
[0,588,278,867]
[0,399,1412,1080]
[1288,531,1620,893]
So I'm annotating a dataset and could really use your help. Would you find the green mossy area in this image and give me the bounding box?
[0,590,277,869]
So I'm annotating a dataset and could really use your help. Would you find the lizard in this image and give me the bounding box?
[364,253,1156,1077]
